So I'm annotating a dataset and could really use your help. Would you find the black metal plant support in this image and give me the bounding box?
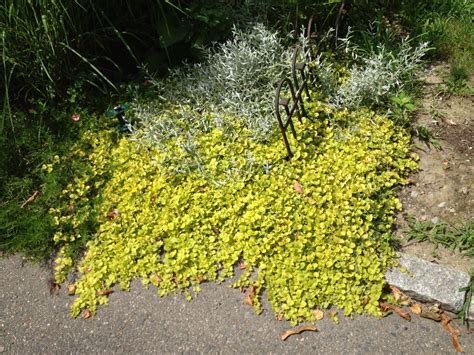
[274,47,312,160]
[274,3,351,159]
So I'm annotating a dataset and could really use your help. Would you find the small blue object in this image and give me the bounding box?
[106,103,131,133]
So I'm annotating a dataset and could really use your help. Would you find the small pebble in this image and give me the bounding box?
[461,187,469,195]
[437,202,446,208]
[431,217,439,224]
[0,346,5,353]
[410,191,419,198]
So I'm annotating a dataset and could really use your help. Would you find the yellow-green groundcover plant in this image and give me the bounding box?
[49,101,417,324]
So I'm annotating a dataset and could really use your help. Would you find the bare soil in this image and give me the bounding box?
[396,62,474,273]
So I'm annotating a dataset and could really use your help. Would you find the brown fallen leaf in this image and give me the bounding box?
[293,181,305,194]
[452,334,464,353]
[420,310,441,321]
[409,303,422,315]
[428,303,441,313]
[82,309,92,319]
[312,309,324,321]
[21,190,40,208]
[440,312,464,353]
[67,205,75,215]
[281,325,318,341]
[239,262,246,270]
[440,312,460,335]
[66,283,76,295]
[389,285,411,305]
[244,285,256,306]
[150,274,162,285]
[97,289,114,296]
[49,280,61,296]
[380,302,411,321]
[107,208,119,220]
[276,313,284,321]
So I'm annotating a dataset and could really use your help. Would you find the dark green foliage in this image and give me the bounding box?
[0,110,96,260]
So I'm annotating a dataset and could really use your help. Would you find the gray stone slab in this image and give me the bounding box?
[385,253,470,314]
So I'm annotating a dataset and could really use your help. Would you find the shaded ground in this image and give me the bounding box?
[1,255,473,354]
[397,62,474,273]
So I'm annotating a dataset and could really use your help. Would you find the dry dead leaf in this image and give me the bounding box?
[312,309,324,321]
[21,190,40,208]
[440,312,460,335]
[451,334,465,353]
[293,181,305,194]
[67,205,75,215]
[428,303,441,313]
[82,309,92,319]
[420,310,441,321]
[281,325,318,341]
[390,285,410,305]
[330,310,338,318]
[380,302,411,321]
[409,303,422,315]
[276,313,284,321]
[66,283,76,295]
[107,209,119,220]
[150,274,162,285]
[97,289,114,296]
[239,262,246,270]
[244,285,256,306]
[49,279,60,295]
[446,119,457,126]
[440,312,464,352]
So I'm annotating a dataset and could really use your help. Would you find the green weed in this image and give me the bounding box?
[411,125,442,150]
[404,216,474,258]
[459,269,473,327]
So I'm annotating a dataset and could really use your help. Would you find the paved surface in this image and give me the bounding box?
[1,255,473,354]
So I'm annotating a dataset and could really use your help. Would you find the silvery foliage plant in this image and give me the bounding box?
[330,36,429,108]
[136,23,295,145]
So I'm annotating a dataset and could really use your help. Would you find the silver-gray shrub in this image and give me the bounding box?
[137,23,293,143]
[330,38,429,109]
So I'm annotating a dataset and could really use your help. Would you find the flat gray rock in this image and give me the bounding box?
[385,253,470,315]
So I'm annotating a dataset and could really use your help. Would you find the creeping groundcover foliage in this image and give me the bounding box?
[50,100,418,324]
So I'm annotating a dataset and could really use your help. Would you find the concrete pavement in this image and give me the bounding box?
[1,255,472,354]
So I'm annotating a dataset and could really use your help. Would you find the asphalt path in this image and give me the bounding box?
[1,255,472,354]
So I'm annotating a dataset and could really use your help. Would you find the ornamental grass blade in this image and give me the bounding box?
[281,325,318,341]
